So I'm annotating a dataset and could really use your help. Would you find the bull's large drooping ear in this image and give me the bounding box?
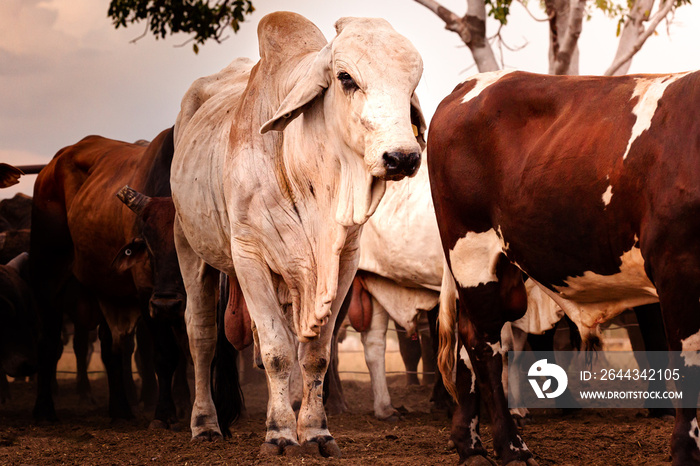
[334,17,358,34]
[260,43,332,134]
[111,238,148,273]
[411,93,427,151]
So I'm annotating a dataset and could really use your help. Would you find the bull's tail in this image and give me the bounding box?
[212,272,244,437]
[438,258,459,402]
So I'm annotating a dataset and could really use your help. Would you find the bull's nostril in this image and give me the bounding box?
[383,152,400,171]
[406,152,420,172]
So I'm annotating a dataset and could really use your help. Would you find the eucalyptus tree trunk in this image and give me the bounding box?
[545,0,586,75]
[608,0,657,75]
[414,0,500,72]
[604,0,675,75]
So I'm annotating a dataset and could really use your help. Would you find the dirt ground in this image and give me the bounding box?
[0,365,678,466]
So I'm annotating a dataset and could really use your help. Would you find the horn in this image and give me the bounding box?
[116,185,151,215]
[6,252,29,273]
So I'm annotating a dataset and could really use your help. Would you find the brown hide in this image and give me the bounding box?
[33,131,176,300]
[31,131,172,418]
[224,275,253,351]
[348,276,372,332]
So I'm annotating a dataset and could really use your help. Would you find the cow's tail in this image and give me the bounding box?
[438,258,459,403]
[212,272,244,438]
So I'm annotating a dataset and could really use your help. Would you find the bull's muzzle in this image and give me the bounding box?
[382,151,421,180]
[2,352,37,378]
[149,294,186,320]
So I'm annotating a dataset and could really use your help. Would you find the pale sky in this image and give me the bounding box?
[1,0,698,198]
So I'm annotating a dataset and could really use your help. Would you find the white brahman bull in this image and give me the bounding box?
[352,160,563,421]
[170,12,425,457]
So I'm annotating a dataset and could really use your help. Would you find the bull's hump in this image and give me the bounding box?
[257,12,327,65]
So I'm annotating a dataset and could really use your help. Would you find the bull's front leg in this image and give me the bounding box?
[294,256,357,458]
[256,320,299,456]
[233,258,299,456]
[456,276,536,466]
[297,326,341,457]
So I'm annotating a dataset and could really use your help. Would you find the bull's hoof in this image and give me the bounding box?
[378,411,402,423]
[319,437,341,458]
[108,408,134,421]
[301,441,321,456]
[460,455,497,466]
[259,438,300,457]
[192,430,222,442]
[33,401,58,423]
[377,407,404,422]
[513,414,531,428]
[148,419,169,430]
[301,436,341,458]
[33,410,58,424]
[283,444,303,456]
[260,442,280,457]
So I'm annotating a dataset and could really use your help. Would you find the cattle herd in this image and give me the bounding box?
[1,11,699,466]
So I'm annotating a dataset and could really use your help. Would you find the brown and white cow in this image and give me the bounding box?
[171,12,425,455]
[353,159,564,422]
[429,69,700,465]
[31,128,189,428]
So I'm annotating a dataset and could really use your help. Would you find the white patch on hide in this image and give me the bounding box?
[459,347,477,393]
[602,184,613,207]
[681,330,700,367]
[487,341,502,357]
[552,244,658,328]
[469,416,480,448]
[517,434,529,451]
[449,229,505,288]
[690,418,700,451]
[622,73,690,161]
[461,69,516,104]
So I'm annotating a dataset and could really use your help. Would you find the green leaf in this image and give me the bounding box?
[107,0,255,52]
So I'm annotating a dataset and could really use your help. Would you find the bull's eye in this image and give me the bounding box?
[337,71,359,93]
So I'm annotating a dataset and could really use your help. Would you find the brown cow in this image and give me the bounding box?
[31,128,189,427]
[429,69,700,465]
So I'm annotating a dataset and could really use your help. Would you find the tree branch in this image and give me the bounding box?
[516,0,554,22]
[413,0,472,43]
[604,0,676,76]
[129,23,150,44]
